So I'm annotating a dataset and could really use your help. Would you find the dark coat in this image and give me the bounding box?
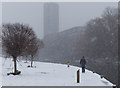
[80,57,86,67]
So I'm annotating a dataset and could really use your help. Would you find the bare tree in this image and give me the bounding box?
[27,38,44,67]
[2,23,37,75]
[77,7,118,58]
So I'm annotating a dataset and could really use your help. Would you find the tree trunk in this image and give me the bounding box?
[30,55,33,67]
[13,56,17,74]
[25,55,28,63]
[25,58,28,63]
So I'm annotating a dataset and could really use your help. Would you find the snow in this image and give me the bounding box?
[1,57,113,86]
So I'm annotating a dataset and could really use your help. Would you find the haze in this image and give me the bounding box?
[2,2,117,39]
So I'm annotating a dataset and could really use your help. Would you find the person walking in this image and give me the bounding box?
[80,56,87,73]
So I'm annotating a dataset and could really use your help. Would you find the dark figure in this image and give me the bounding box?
[67,61,70,67]
[80,56,87,73]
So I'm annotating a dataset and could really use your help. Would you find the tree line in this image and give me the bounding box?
[76,7,118,60]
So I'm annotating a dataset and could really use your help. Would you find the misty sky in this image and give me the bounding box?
[2,2,117,39]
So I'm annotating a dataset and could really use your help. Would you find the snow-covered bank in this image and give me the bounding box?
[1,57,113,86]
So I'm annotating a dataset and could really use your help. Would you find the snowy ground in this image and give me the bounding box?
[1,57,114,86]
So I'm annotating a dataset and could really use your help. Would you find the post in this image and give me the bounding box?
[77,69,80,83]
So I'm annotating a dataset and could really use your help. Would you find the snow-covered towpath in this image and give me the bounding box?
[1,57,113,86]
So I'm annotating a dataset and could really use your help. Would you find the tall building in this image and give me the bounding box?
[44,3,59,37]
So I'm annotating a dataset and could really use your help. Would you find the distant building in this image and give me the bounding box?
[44,3,59,37]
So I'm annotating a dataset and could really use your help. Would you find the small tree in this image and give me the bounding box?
[27,38,44,67]
[2,23,37,75]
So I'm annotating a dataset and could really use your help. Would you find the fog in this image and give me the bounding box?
[2,2,117,39]
[1,2,119,86]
